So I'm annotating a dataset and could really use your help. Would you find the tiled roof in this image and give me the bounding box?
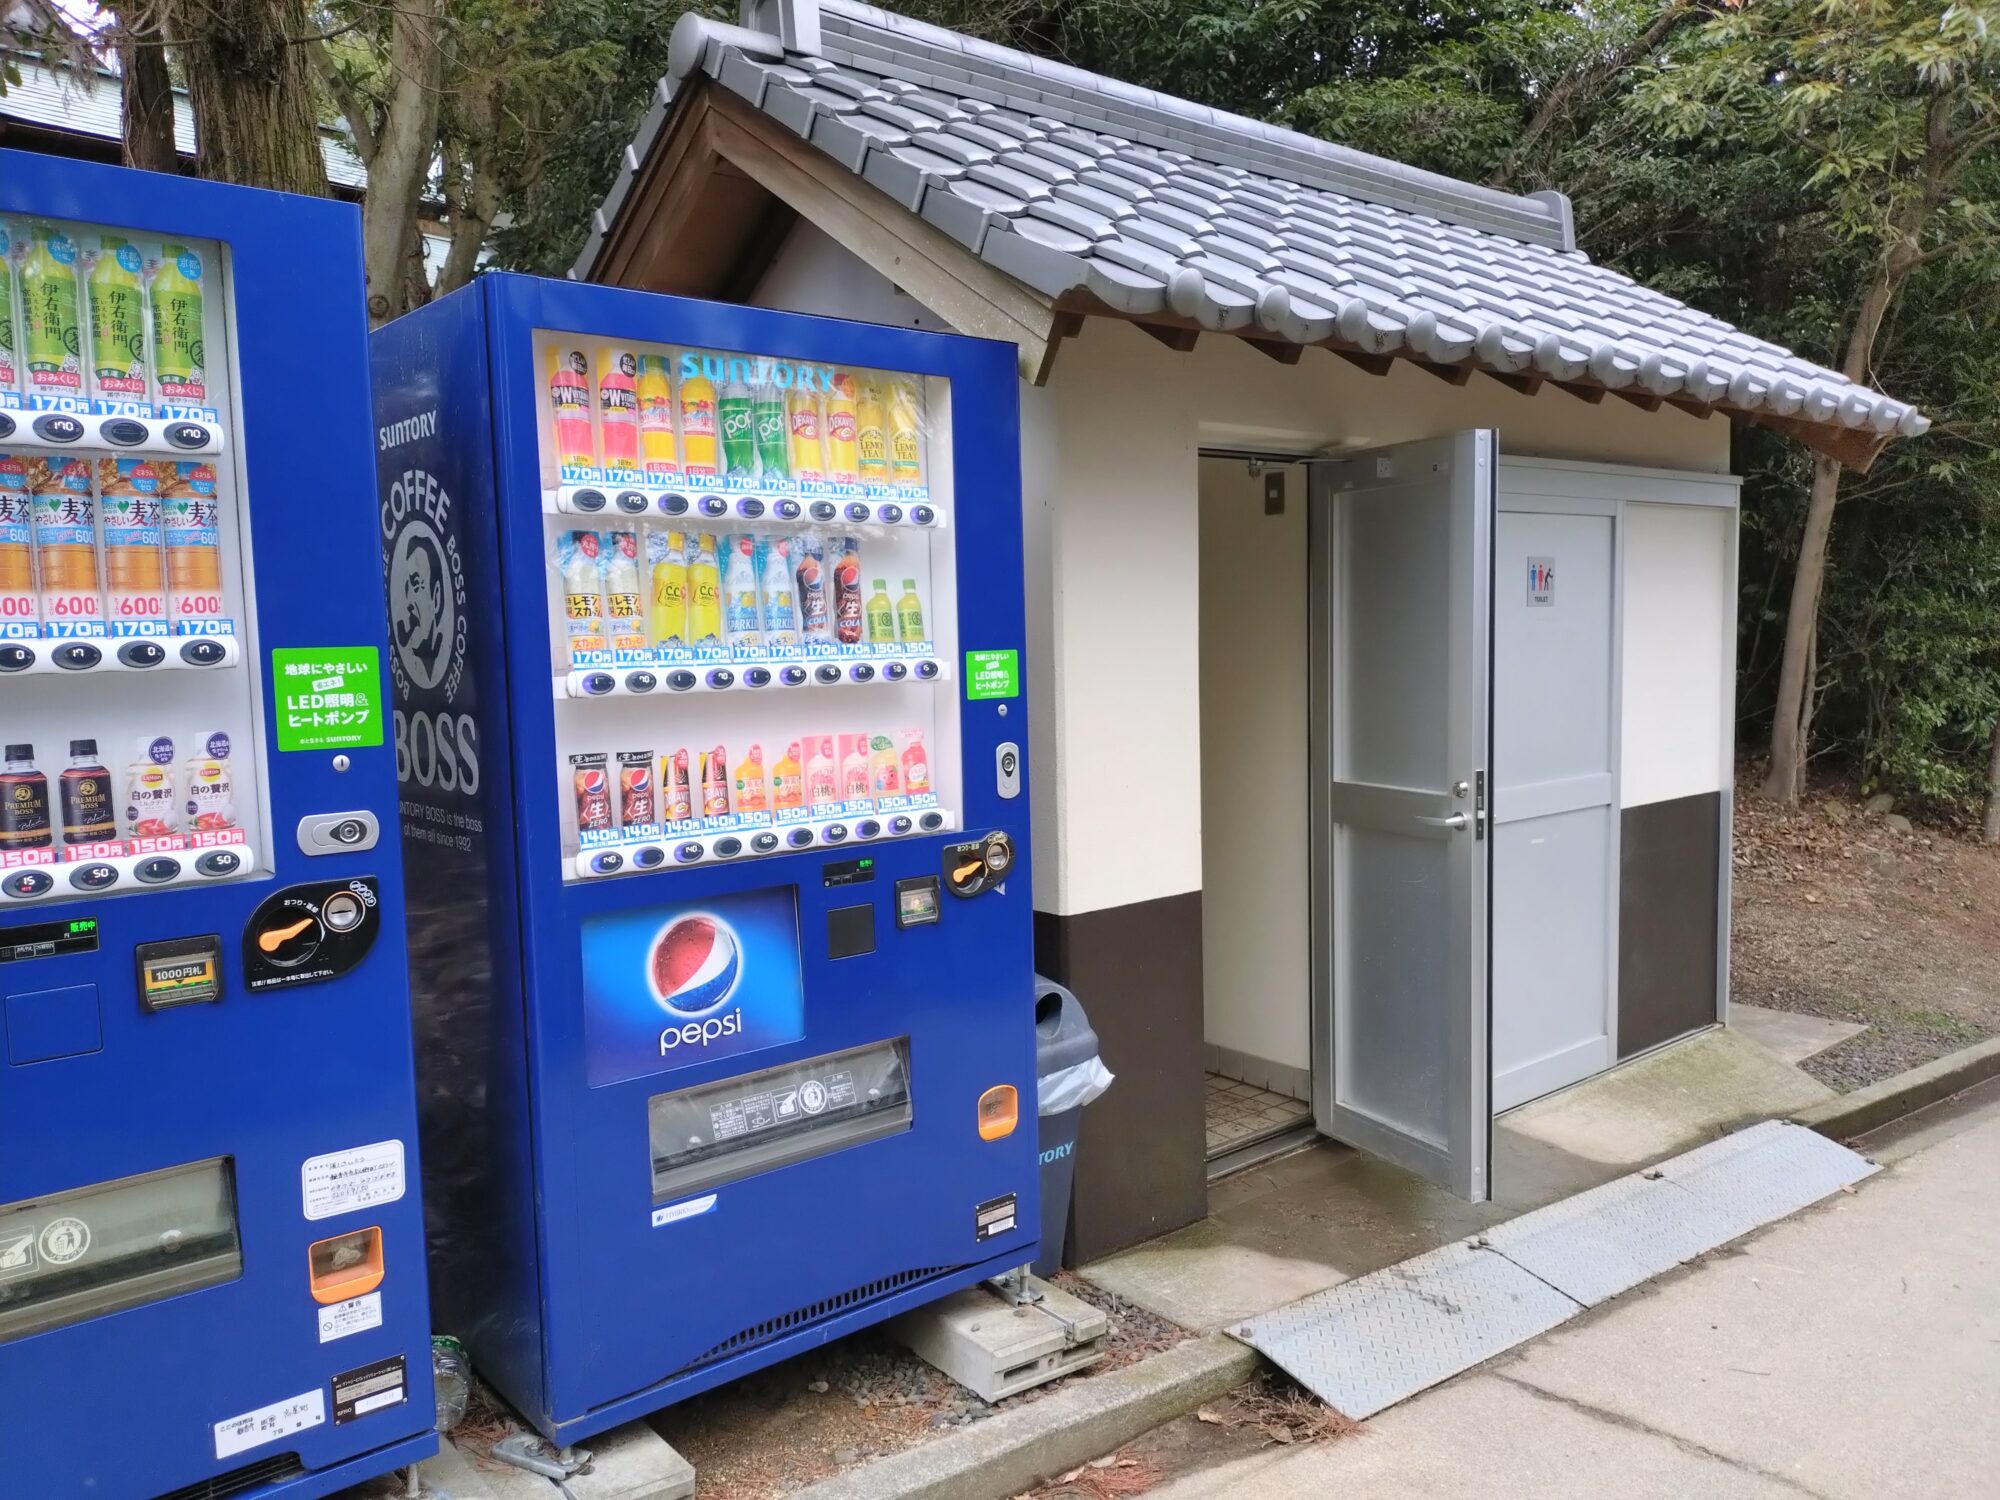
[579,0,1926,442]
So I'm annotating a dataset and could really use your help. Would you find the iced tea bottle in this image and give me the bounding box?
[99,458,167,634]
[888,377,926,488]
[152,243,207,407]
[896,578,926,647]
[0,744,51,851]
[20,221,82,404]
[31,456,102,634]
[59,739,114,846]
[855,378,889,484]
[162,462,223,631]
[0,453,35,635]
[865,578,896,646]
[88,236,150,409]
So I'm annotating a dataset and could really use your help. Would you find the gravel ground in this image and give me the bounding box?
[650,1273,1191,1500]
[1732,775,2000,1090]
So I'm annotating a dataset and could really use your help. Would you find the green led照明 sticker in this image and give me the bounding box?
[271,646,386,753]
[964,648,1019,701]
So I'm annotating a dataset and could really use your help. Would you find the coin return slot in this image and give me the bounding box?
[308,1226,384,1305]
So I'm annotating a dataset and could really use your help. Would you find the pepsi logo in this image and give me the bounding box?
[649,914,741,1016]
[577,770,608,795]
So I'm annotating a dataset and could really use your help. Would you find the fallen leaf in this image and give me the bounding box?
[1195,1408,1224,1425]
[1088,1455,1118,1469]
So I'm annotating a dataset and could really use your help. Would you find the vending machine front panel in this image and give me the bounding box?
[0,149,436,1499]
[377,274,1036,1440]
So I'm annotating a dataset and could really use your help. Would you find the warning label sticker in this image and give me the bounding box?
[317,1290,384,1344]
[331,1354,408,1424]
[302,1140,406,1221]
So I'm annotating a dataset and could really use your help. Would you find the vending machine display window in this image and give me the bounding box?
[0,1156,243,1344]
[1,217,265,905]
[532,334,960,882]
[647,1038,914,1200]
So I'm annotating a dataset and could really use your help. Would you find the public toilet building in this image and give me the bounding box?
[574,0,1927,1262]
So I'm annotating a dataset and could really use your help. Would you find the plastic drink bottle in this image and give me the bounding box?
[0,221,18,395]
[602,531,646,653]
[888,378,925,487]
[161,462,223,632]
[824,374,861,483]
[896,578,926,646]
[547,346,596,471]
[833,537,863,644]
[637,355,679,480]
[182,733,237,836]
[596,348,641,474]
[787,387,825,481]
[840,734,872,802]
[865,578,896,646]
[733,745,769,816]
[0,454,35,636]
[151,243,207,406]
[869,734,902,797]
[88,236,150,409]
[59,739,114,846]
[723,535,762,653]
[646,530,687,648]
[685,533,723,646]
[900,730,932,798]
[617,749,656,828]
[753,384,789,480]
[761,536,798,651]
[31,457,102,635]
[772,742,804,812]
[718,379,757,478]
[855,379,890,484]
[124,736,178,842]
[98,458,167,634]
[20,222,83,402]
[570,752,612,835]
[0,744,50,851]
[662,748,693,823]
[558,531,608,662]
[701,746,731,820]
[806,737,839,810]
[794,535,829,642]
[679,358,718,476]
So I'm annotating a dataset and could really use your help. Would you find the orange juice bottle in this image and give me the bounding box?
[636,354,679,481]
[771,741,804,813]
[678,354,718,476]
[733,744,768,817]
[824,373,860,484]
[855,377,889,484]
[547,346,596,471]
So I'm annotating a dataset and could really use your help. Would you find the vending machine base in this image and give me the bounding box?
[374,274,1038,1443]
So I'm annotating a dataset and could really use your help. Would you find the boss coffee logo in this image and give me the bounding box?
[380,411,479,800]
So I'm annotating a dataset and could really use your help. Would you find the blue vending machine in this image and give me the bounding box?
[0,153,436,1496]
[373,274,1037,1440]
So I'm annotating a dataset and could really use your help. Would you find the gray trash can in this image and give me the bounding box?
[1031,974,1112,1276]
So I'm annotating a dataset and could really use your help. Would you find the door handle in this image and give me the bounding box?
[1417,813,1469,832]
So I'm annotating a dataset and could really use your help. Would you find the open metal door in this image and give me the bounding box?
[1308,431,1495,1200]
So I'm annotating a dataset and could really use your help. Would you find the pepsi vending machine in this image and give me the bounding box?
[0,153,435,1496]
[373,274,1037,1440]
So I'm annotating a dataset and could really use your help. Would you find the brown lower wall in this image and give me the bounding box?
[1618,790,1724,1057]
[1034,892,1208,1264]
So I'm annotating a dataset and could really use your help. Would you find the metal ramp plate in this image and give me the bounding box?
[1227,1240,1579,1419]
[1479,1170,1739,1307]
[1228,1120,1878,1417]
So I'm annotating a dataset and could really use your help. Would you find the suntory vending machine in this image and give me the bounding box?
[373,274,1037,1440]
[0,152,436,1496]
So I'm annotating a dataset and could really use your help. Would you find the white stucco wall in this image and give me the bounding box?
[753,222,1735,919]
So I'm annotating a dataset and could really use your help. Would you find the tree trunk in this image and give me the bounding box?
[112,3,178,175]
[1985,714,2000,844]
[360,0,446,323]
[1758,246,1912,803]
[436,87,503,298]
[164,0,328,195]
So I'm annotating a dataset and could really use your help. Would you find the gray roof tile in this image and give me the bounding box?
[587,0,1925,442]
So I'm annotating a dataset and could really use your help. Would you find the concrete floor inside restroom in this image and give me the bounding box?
[1083,1026,1836,1333]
